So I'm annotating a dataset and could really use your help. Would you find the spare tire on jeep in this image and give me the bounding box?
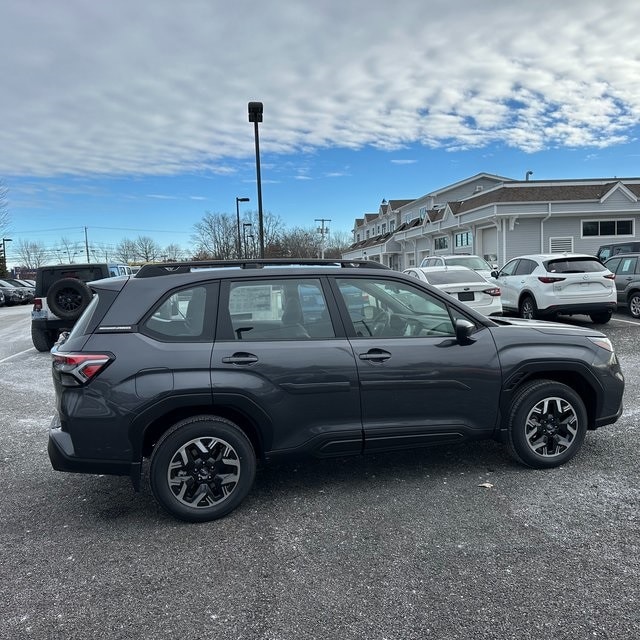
[46,278,93,321]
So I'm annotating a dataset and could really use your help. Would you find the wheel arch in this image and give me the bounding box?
[500,367,599,435]
[136,402,268,463]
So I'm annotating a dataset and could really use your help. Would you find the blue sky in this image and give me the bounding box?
[2,0,640,266]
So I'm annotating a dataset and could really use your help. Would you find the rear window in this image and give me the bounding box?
[544,258,606,273]
[37,266,108,296]
[423,270,486,285]
[445,257,491,270]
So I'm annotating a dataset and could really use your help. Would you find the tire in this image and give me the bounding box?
[31,325,57,352]
[150,416,256,522]
[589,311,612,324]
[46,278,93,321]
[506,380,587,469]
[519,295,538,320]
[628,293,640,319]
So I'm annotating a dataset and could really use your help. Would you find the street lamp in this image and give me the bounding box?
[1,238,11,274]
[243,223,253,258]
[235,197,250,258]
[248,101,265,258]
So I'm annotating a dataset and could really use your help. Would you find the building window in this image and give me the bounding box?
[434,237,448,251]
[377,225,381,235]
[455,231,472,248]
[366,230,370,239]
[582,219,633,237]
[390,220,395,232]
[382,223,387,234]
[419,206,427,220]
[356,233,360,242]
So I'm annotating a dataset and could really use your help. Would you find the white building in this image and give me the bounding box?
[343,173,640,268]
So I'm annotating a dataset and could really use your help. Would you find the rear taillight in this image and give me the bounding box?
[33,298,43,311]
[538,276,566,284]
[604,273,615,280]
[483,287,501,297]
[52,352,112,384]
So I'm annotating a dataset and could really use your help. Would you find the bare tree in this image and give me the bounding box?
[135,236,162,262]
[16,239,48,269]
[278,227,321,257]
[115,238,139,264]
[192,212,239,260]
[163,243,186,261]
[325,229,353,259]
[58,236,82,263]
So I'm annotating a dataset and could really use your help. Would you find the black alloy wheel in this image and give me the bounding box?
[506,380,587,468]
[150,416,256,522]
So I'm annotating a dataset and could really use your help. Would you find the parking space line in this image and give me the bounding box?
[613,317,640,326]
[0,347,36,364]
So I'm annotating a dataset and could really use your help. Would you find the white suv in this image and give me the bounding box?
[494,253,616,323]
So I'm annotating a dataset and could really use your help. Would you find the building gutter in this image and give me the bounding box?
[540,203,552,253]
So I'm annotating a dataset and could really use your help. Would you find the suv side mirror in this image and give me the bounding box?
[491,270,499,278]
[455,318,476,344]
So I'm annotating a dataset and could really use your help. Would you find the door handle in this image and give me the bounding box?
[359,349,391,362]
[222,353,259,364]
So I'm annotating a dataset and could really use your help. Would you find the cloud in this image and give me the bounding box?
[391,160,417,165]
[2,0,640,178]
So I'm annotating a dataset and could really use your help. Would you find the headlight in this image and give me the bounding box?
[588,336,614,352]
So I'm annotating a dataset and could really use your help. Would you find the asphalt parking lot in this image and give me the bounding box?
[0,305,638,640]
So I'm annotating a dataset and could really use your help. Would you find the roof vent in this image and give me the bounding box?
[474,186,483,193]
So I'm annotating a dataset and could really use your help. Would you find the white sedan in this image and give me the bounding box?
[403,265,502,317]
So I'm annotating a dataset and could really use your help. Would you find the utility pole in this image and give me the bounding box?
[84,227,90,262]
[315,218,331,258]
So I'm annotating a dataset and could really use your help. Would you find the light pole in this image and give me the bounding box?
[1,238,11,275]
[243,223,253,258]
[315,219,331,258]
[235,197,250,258]
[248,101,265,258]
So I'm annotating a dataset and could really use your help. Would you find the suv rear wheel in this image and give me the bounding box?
[31,325,57,352]
[506,380,587,468]
[519,295,538,320]
[589,311,612,324]
[150,416,256,522]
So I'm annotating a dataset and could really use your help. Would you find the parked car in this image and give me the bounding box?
[596,241,640,261]
[603,253,640,318]
[3,278,35,303]
[0,279,30,306]
[494,253,617,323]
[403,265,502,317]
[31,263,131,352]
[47,259,624,523]
[0,288,5,306]
[418,254,498,279]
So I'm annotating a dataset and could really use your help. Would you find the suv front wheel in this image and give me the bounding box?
[506,380,587,468]
[150,416,256,522]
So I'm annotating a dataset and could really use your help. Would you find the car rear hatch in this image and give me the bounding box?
[542,257,615,301]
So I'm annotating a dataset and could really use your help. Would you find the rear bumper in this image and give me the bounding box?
[48,418,132,477]
[538,301,617,316]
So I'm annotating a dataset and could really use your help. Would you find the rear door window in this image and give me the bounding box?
[220,278,336,341]
[142,286,210,340]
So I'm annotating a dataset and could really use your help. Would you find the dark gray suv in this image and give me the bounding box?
[604,253,640,318]
[48,260,625,522]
